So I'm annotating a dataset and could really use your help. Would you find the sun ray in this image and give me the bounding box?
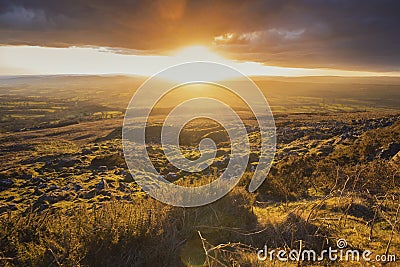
[173,45,226,62]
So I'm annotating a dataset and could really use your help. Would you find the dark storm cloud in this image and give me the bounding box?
[0,0,399,71]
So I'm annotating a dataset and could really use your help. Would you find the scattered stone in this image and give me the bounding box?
[38,183,47,189]
[0,178,13,188]
[74,184,83,191]
[33,188,43,196]
[58,157,82,168]
[31,177,45,185]
[167,172,177,180]
[21,173,33,179]
[250,162,258,172]
[122,171,134,182]
[82,148,94,155]
[99,190,111,197]
[122,195,132,201]
[45,157,81,171]
[80,189,96,199]
[68,167,76,172]
[96,178,108,191]
[90,153,126,169]
[37,194,55,204]
[48,184,58,191]
[98,165,108,172]
[215,160,225,166]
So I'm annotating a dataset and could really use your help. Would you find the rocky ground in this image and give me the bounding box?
[1,111,399,215]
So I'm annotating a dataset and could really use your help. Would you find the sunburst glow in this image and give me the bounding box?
[1,45,399,78]
[173,45,226,62]
[157,45,239,82]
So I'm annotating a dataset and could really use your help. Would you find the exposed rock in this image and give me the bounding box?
[37,194,56,204]
[34,188,43,196]
[45,157,81,170]
[215,160,225,166]
[48,184,58,191]
[122,195,132,201]
[59,157,82,167]
[90,153,126,169]
[0,178,13,188]
[74,183,83,191]
[122,170,134,182]
[379,143,400,159]
[167,172,177,180]
[34,192,72,210]
[21,173,33,179]
[37,183,47,189]
[96,178,108,191]
[80,189,96,199]
[81,148,94,155]
[31,177,46,185]
[98,165,108,172]
[250,162,258,172]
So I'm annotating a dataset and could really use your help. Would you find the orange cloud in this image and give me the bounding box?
[0,0,399,71]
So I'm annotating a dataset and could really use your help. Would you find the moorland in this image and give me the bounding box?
[0,75,399,266]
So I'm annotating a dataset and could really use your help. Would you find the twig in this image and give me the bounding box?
[198,231,210,266]
[384,203,400,258]
[369,194,387,241]
[48,247,62,267]
[0,257,15,261]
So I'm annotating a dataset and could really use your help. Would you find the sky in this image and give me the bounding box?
[0,0,399,76]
